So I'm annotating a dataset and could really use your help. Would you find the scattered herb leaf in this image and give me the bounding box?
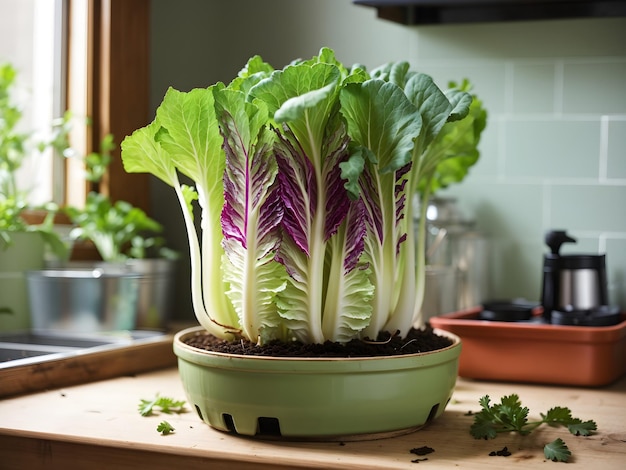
[138,395,186,417]
[470,394,596,462]
[157,420,175,435]
[544,438,571,462]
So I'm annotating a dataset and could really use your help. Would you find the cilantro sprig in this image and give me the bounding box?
[138,395,186,417]
[470,394,597,462]
[156,420,176,435]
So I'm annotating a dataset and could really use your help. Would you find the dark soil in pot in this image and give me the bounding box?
[183,325,453,358]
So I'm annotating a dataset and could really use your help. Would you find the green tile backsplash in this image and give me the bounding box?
[511,63,556,114]
[418,17,626,308]
[504,120,601,178]
[562,61,626,114]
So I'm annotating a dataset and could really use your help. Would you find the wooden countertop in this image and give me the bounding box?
[1,368,624,469]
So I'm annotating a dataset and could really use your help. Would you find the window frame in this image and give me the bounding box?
[65,0,150,213]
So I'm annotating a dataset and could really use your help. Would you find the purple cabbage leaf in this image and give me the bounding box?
[214,87,287,344]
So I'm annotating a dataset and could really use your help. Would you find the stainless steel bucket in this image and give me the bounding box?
[27,269,140,332]
[28,259,177,332]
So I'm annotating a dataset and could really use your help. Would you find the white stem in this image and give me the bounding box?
[173,182,232,338]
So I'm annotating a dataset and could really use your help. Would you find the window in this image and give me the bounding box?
[0,0,66,205]
[1,0,151,213]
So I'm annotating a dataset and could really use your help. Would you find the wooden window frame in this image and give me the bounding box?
[66,0,150,213]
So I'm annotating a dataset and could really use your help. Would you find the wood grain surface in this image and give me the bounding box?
[1,368,624,469]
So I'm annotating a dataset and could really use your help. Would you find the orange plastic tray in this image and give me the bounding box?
[430,307,626,387]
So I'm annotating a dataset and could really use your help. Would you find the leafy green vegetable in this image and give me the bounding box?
[120,47,484,345]
[138,395,186,417]
[156,420,175,435]
[470,394,597,462]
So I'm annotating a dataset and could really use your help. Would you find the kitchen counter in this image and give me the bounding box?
[1,368,624,469]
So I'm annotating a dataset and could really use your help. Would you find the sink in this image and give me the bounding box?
[1,345,63,362]
[0,330,177,397]
[0,330,164,366]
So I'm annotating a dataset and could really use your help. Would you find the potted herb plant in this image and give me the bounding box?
[121,48,482,439]
[28,135,179,332]
[0,62,69,332]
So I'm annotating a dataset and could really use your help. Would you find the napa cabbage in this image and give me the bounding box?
[121,47,484,345]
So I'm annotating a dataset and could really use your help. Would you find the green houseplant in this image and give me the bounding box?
[121,48,484,438]
[64,134,177,263]
[0,63,69,331]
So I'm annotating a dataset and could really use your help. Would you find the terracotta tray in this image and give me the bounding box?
[430,307,626,387]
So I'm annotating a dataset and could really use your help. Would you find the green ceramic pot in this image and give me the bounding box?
[173,326,462,440]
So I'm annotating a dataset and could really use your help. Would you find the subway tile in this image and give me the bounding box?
[605,237,626,309]
[562,61,626,114]
[443,182,545,241]
[549,185,626,232]
[418,62,507,114]
[511,63,555,114]
[607,120,626,179]
[504,119,601,178]
[488,239,544,301]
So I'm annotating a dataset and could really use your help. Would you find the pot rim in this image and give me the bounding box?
[174,325,461,365]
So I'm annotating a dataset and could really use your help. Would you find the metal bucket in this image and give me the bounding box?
[27,269,140,333]
[124,259,177,329]
[28,259,177,332]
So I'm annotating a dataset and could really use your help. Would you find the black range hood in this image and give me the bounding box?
[353,0,626,25]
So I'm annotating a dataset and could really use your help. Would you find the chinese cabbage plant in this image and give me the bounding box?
[121,48,484,345]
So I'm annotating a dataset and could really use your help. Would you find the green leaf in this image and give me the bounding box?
[138,397,158,417]
[544,438,571,462]
[250,61,342,162]
[542,406,574,425]
[497,394,529,433]
[138,395,186,417]
[470,417,498,440]
[470,394,529,435]
[121,119,179,187]
[157,421,175,435]
[416,80,486,196]
[568,420,597,436]
[155,86,225,188]
[403,73,453,158]
[340,79,421,174]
